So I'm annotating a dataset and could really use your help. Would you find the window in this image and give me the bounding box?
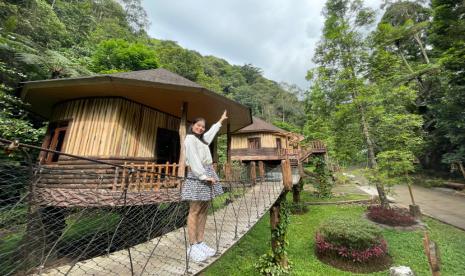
[276,138,282,149]
[44,121,69,163]
[248,137,261,149]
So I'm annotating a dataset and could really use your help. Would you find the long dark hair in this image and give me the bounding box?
[187,117,208,144]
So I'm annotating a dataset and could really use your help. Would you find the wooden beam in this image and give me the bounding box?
[177,102,188,177]
[212,136,218,163]
[227,122,231,162]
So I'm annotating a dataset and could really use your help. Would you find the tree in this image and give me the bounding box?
[155,41,203,81]
[429,0,465,176]
[306,0,425,207]
[91,39,158,73]
[118,0,150,33]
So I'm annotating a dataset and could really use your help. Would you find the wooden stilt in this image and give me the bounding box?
[258,161,265,179]
[250,161,256,183]
[270,193,289,268]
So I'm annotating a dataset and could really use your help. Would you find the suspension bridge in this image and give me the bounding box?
[0,139,297,276]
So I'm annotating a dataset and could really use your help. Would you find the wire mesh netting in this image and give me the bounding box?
[0,139,284,275]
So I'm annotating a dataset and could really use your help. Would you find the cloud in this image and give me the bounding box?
[142,0,381,89]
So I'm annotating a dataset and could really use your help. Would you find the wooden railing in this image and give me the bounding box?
[113,162,182,191]
[277,148,300,157]
[307,140,326,152]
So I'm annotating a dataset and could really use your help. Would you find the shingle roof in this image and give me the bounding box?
[110,68,203,88]
[235,117,286,133]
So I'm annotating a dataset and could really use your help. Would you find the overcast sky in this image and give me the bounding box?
[142,0,382,89]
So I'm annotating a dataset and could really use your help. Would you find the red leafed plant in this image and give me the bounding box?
[315,217,388,263]
[367,205,416,226]
[315,233,388,263]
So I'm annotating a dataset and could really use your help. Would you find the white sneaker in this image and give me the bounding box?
[188,244,207,263]
[198,242,216,257]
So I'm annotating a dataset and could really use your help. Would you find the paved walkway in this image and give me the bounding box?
[344,170,465,230]
[392,184,465,230]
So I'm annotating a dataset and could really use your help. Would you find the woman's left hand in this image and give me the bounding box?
[219,110,228,123]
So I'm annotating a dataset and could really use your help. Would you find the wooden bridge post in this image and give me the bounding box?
[250,161,256,183]
[270,192,289,268]
[258,161,265,179]
[224,162,232,181]
[281,159,292,191]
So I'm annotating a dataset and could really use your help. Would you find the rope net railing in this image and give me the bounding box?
[0,139,284,276]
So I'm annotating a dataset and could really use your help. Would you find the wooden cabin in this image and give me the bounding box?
[20,68,252,207]
[229,117,304,163]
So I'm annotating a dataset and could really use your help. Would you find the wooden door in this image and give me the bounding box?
[44,122,69,163]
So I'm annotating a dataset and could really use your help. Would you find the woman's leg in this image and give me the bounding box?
[196,201,210,242]
[188,201,202,244]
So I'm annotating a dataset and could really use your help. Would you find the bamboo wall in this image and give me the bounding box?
[51,98,180,159]
[231,133,286,149]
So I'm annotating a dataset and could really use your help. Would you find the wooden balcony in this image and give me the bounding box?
[34,160,184,207]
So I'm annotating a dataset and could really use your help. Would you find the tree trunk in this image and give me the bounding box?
[292,183,300,203]
[413,33,430,64]
[457,162,465,180]
[358,104,390,208]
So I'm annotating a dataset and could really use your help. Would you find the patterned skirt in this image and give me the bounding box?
[181,164,223,201]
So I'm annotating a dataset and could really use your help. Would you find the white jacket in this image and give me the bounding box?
[185,122,222,180]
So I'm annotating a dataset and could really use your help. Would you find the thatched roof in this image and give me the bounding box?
[20,69,252,133]
[234,117,286,134]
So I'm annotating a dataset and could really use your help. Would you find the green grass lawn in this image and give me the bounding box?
[203,203,465,276]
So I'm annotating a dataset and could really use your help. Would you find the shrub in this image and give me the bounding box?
[289,202,309,214]
[254,252,291,276]
[367,205,416,226]
[315,217,388,263]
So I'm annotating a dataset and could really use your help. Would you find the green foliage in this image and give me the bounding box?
[310,156,334,198]
[91,39,158,73]
[0,63,45,144]
[318,217,383,250]
[430,0,465,166]
[254,252,291,276]
[155,41,203,81]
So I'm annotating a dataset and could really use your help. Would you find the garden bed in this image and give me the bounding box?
[315,217,391,273]
[366,205,417,227]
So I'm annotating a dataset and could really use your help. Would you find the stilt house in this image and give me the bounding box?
[20,68,252,207]
[228,117,304,164]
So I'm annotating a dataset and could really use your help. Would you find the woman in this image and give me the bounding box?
[182,110,228,262]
